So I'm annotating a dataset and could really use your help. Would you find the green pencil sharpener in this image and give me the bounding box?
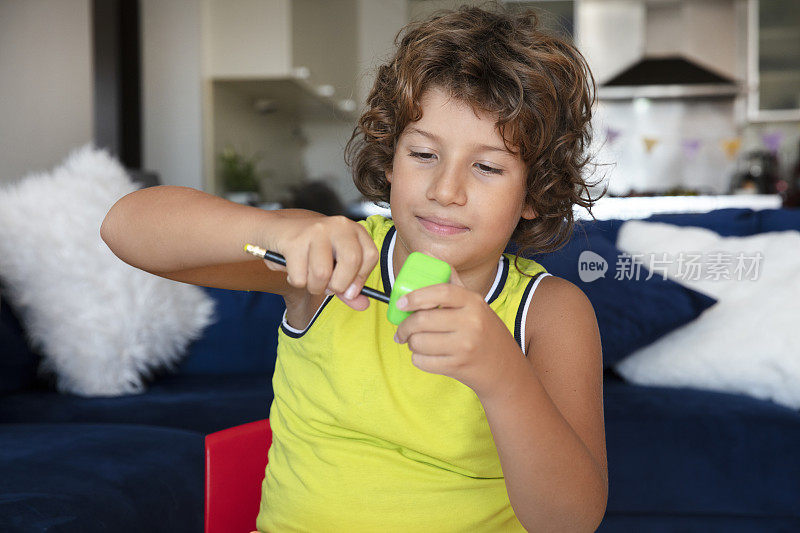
[387,252,452,325]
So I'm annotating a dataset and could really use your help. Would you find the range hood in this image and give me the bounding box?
[599,55,741,100]
[594,0,742,101]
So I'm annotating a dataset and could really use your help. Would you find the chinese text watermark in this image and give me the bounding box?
[578,250,764,283]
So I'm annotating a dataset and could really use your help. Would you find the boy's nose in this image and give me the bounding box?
[426,167,467,206]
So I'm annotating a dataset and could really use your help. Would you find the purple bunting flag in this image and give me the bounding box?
[681,139,702,159]
[762,131,784,154]
[605,127,621,146]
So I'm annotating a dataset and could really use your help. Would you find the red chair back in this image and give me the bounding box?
[205,419,272,533]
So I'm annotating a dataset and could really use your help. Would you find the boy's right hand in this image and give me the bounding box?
[266,215,379,311]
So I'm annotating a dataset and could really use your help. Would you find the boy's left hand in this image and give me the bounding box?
[393,264,525,400]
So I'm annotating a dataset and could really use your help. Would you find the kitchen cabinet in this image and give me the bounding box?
[747,0,800,121]
[205,0,359,118]
[202,0,408,199]
[203,0,361,197]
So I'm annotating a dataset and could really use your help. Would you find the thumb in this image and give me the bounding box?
[447,264,465,287]
[263,259,287,272]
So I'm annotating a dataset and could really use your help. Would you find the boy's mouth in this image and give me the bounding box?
[416,215,469,236]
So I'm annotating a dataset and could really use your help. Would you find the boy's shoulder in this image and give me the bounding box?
[526,274,595,337]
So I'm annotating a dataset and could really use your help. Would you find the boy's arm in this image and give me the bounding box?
[101,185,379,299]
[481,276,608,532]
[394,272,607,531]
[101,185,317,294]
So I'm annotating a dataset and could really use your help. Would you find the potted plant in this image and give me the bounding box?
[218,147,262,204]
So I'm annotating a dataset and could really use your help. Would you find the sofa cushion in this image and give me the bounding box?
[588,207,761,244]
[522,224,717,367]
[0,423,204,533]
[177,287,285,376]
[602,373,800,520]
[0,288,40,393]
[614,221,800,410]
[757,207,800,232]
[598,513,800,532]
[0,146,215,396]
[0,374,273,435]
[642,207,761,236]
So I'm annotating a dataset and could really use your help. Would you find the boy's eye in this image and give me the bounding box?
[476,163,503,175]
[409,151,436,161]
[408,152,504,175]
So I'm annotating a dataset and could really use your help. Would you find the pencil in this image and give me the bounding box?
[244,243,390,304]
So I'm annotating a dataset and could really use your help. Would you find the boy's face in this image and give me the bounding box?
[386,86,535,275]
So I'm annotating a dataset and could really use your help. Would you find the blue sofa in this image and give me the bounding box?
[1,207,799,532]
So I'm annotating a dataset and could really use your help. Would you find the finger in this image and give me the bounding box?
[397,283,464,313]
[333,237,373,311]
[404,331,457,357]
[338,292,370,311]
[306,238,333,295]
[327,238,361,295]
[263,258,286,272]
[284,245,308,289]
[411,346,462,376]
[336,234,376,309]
[411,350,451,374]
[395,307,459,344]
[351,229,380,294]
[447,265,466,287]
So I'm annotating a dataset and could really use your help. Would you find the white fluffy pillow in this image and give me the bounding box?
[614,220,800,410]
[0,145,215,397]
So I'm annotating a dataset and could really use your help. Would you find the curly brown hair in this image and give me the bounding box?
[344,1,606,263]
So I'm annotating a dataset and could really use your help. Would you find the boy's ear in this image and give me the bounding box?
[521,203,536,220]
[385,170,392,183]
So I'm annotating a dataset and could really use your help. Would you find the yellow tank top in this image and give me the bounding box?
[257,215,550,532]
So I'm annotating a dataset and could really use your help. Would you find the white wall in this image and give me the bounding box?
[141,0,204,188]
[593,99,738,195]
[0,0,93,184]
[356,0,408,108]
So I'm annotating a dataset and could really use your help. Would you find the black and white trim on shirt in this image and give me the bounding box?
[514,271,552,357]
[381,227,509,304]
